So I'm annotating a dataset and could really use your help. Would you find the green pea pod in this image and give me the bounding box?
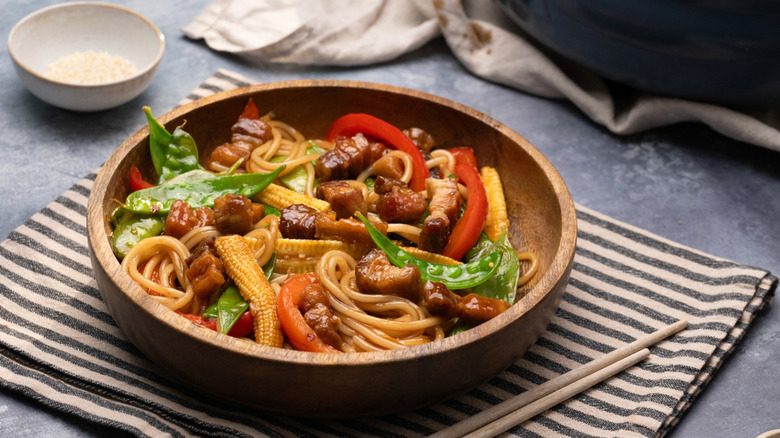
[203,255,275,321]
[356,213,500,290]
[143,106,172,178]
[123,166,285,214]
[143,107,204,184]
[111,211,165,260]
[447,230,520,337]
[465,229,520,304]
[215,285,249,334]
[158,126,204,183]
[109,204,126,225]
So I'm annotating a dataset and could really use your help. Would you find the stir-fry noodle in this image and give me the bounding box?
[115,101,538,352]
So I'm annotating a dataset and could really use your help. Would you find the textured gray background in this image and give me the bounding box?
[2,1,778,437]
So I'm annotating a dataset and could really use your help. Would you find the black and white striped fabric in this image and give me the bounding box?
[0,70,775,437]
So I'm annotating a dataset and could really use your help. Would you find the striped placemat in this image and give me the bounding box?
[0,70,775,437]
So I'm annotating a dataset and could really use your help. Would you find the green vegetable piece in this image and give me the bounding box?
[203,255,275,322]
[143,106,204,184]
[447,231,520,337]
[448,320,470,337]
[111,211,165,260]
[202,304,217,319]
[355,213,500,290]
[123,166,285,214]
[363,177,375,191]
[275,141,324,193]
[216,285,250,334]
[262,205,281,216]
[109,204,126,225]
[143,106,171,179]
[262,252,277,280]
[466,230,520,304]
[157,126,204,183]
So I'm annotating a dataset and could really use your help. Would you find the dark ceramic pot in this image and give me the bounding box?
[497,0,780,106]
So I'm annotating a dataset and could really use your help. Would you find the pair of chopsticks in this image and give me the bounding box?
[431,319,688,438]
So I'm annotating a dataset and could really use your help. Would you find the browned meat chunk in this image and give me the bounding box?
[422,281,511,326]
[164,200,214,239]
[315,216,387,246]
[207,142,250,170]
[231,117,272,142]
[421,281,460,320]
[185,238,225,300]
[420,216,448,253]
[279,204,319,239]
[298,283,342,349]
[419,177,460,253]
[458,294,511,326]
[213,194,255,235]
[355,249,421,301]
[370,153,406,180]
[373,175,405,195]
[315,181,367,220]
[403,127,436,153]
[375,181,427,223]
[315,134,387,181]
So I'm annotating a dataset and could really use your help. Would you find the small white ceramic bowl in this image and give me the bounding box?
[8,2,165,112]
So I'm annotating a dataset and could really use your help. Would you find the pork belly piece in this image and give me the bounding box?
[185,237,226,300]
[374,176,427,223]
[279,204,319,239]
[164,200,214,239]
[419,177,460,253]
[315,181,367,220]
[213,194,255,236]
[355,249,421,301]
[421,281,510,326]
[315,133,387,181]
[298,282,342,349]
[314,216,387,246]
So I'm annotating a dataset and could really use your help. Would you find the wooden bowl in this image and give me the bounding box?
[86,80,577,418]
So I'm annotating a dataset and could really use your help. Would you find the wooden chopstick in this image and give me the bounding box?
[466,348,650,437]
[430,319,688,438]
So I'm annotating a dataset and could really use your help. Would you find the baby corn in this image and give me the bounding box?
[215,234,283,347]
[275,238,372,273]
[481,166,510,241]
[255,183,330,212]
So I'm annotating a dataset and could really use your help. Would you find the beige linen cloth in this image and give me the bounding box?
[181,0,780,152]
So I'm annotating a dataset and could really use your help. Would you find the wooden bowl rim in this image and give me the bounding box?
[87,79,577,366]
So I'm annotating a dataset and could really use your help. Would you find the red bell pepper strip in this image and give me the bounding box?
[448,147,478,171]
[277,273,340,353]
[442,163,489,261]
[239,98,260,120]
[129,166,155,192]
[180,311,253,338]
[325,113,430,192]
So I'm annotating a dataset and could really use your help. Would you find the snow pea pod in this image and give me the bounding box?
[355,213,500,290]
[111,211,165,260]
[203,256,275,333]
[216,285,249,335]
[143,106,204,184]
[465,229,520,304]
[123,166,285,214]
